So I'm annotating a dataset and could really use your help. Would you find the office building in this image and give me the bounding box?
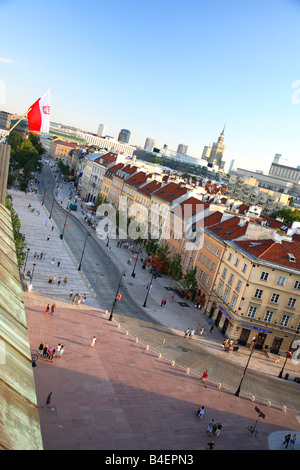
[118,129,131,144]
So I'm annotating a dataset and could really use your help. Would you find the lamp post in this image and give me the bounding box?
[131,247,141,278]
[78,231,90,270]
[235,337,256,397]
[60,211,69,240]
[29,263,36,287]
[109,270,126,321]
[278,331,298,378]
[143,271,155,308]
[23,248,30,273]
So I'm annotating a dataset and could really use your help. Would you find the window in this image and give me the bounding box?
[207,242,211,251]
[210,262,216,273]
[217,281,223,296]
[206,276,211,288]
[277,276,286,286]
[264,310,274,323]
[228,273,234,285]
[230,296,237,309]
[202,255,207,265]
[198,269,203,280]
[202,273,207,284]
[236,280,242,291]
[206,259,211,269]
[254,289,263,299]
[223,288,230,302]
[198,252,203,263]
[227,253,232,262]
[234,258,240,267]
[248,306,257,318]
[270,293,280,304]
[222,268,227,279]
[287,298,297,308]
[281,315,290,327]
[260,272,269,281]
[215,248,220,258]
[241,263,247,273]
[294,280,300,290]
[211,246,215,254]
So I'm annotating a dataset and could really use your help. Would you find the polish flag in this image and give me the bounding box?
[27,89,51,133]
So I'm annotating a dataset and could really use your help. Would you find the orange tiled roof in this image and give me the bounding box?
[152,182,188,203]
[234,238,300,270]
[207,216,249,240]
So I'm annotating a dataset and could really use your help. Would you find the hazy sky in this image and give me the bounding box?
[1,0,300,172]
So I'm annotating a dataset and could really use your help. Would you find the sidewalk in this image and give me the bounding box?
[7,169,300,450]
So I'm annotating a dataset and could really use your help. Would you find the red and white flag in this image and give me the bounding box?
[27,89,50,133]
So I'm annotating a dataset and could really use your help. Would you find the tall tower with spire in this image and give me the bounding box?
[207,125,226,169]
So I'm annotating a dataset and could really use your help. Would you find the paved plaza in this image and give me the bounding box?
[9,175,300,451]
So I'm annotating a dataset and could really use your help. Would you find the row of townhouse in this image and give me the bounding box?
[44,140,300,353]
[165,201,300,354]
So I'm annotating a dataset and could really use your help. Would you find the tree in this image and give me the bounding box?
[181,267,198,299]
[269,208,300,225]
[28,133,45,156]
[11,138,43,182]
[168,253,183,288]
[5,194,27,268]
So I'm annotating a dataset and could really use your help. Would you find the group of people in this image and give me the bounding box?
[69,290,86,304]
[283,433,297,449]
[38,342,64,362]
[195,408,222,450]
[184,325,208,339]
[48,275,67,286]
[45,303,56,315]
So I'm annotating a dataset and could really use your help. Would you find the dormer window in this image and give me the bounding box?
[288,253,296,263]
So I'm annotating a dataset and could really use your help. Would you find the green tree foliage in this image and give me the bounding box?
[168,253,183,287]
[181,267,198,297]
[269,207,300,225]
[5,194,27,268]
[57,159,69,176]
[8,132,43,182]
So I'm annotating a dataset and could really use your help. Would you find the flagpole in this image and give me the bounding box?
[0,107,32,144]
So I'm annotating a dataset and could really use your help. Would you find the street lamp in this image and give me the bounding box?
[29,263,36,287]
[60,211,69,240]
[78,231,90,270]
[131,247,141,278]
[109,270,126,321]
[278,332,299,379]
[23,248,30,273]
[143,270,156,308]
[235,337,256,397]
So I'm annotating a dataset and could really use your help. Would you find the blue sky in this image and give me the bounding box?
[1,0,300,172]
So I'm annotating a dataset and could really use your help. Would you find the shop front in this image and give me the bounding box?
[238,324,272,349]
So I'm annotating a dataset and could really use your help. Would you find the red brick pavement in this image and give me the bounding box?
[24,291,300,451]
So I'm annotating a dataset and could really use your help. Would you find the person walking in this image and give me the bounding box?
[184,328,190,338]
[50,303,56,315]
[283,433,291,448]
[90,336,96,348]
[56,344,61,357]
[63,277,68,286]
[41,392,52,408]
[69,289,73,299]
[189,328,195,339]
[45,304,50,315]
[289,434,297,449]
[57,259,61,267]
[58,345,64,358]
[196,406,205,420]
[201,370,208,384]
[207,419,215,437]
[38,341,44,355]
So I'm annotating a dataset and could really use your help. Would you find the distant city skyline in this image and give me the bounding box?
[1,0,300,173]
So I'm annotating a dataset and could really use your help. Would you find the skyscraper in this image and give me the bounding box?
[118,129,131,143]
[97,123,106,137]
[207,125,226,169]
